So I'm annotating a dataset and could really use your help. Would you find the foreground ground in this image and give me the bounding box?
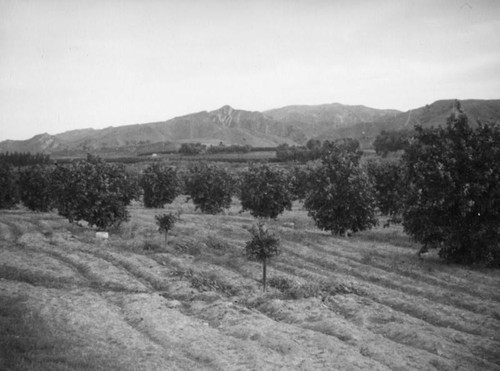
[1,198,499,370]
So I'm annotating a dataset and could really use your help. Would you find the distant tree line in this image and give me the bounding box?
[276,138,361,162]
[179,142,254,156]
[0,151,51,167]
[206,143,252,154]
[372,129,412,157]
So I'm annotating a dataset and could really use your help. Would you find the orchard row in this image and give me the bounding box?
[1,109,499,267]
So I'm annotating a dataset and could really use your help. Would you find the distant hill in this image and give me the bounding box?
[0,133,65,153]
[264,103,401,143]
[1,99,499,155]
[311,99,500,146]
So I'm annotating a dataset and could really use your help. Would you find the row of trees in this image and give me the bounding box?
[1,155,140,230]
[0,151,51,167]
[178,142,253,156]
[0,149,368,232]
[275,138,361,163]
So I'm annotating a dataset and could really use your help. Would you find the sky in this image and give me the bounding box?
[1,0,499,141]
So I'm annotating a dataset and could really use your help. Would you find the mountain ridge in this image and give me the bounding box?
[1,99,499,155]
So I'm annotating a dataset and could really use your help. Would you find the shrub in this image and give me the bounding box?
[173,240,202,256]
[239,163,293,219]
[18,165,54,212]
[402,105,500,266]
[0,163,19,209]
[184,162,234,214]
[304,142,377,235]
[140,163,181,208]
[245,222,281,292]
[51,154,140,231]
[267,276,295,292]
[205,235,231,251]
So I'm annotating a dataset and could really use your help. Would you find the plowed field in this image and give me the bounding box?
[1,198,499,370]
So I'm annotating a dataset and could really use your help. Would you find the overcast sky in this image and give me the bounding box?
[1,0,499,141]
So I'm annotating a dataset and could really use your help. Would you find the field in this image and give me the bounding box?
[1,198,499,370]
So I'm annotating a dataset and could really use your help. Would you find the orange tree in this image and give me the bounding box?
[19,165,54,212]
[51,155,139,231]
[184,162,234,214]
[238,163,293,219]
[304,141,377,235]
[366,160,406,225]
[402,107,500,266]
[0,163,19,209]
[140,163,181,208]
[245,222,281,292]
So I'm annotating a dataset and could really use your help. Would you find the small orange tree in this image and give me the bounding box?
[245,222,281,292]
[155,213,177,247]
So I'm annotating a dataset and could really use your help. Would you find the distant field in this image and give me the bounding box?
[1,199,499,370]
[52,150,277,165]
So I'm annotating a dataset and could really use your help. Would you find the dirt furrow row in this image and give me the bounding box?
[275,248,500,342]
[318,237,500,302]
[270,259,500,368]
[283,243,500,326]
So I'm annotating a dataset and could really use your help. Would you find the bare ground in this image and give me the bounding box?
[1,198,499,370]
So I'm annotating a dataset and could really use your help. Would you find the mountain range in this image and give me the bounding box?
[1,99,499,156]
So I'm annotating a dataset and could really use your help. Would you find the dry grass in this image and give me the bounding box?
[1,198,499,370]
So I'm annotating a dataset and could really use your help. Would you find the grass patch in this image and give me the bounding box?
[354,227,419,250]
[0,265,75,289]
[204,235,231,252]
[189,271,241,296]
[0,295,117,371]
[173,240,203,256]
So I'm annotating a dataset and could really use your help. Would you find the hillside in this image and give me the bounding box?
[1,99,499,155]
[1,199,499,370]
[264,103,401,142]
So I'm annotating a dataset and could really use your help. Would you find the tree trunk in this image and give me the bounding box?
[164,231,168,248]
[262,258,267,292]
